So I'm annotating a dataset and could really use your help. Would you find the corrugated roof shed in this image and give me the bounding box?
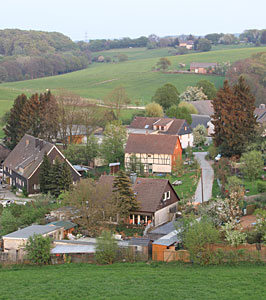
[3,225,62,239]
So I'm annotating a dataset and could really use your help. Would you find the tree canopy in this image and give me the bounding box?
[196,80,217,100]
[152,83,180,111]
[212,77,257,156]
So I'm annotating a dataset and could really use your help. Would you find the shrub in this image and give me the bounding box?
[95,230,118,264]
[183,218,220,265]
[208,144,218,160]
[222,222,247,247]
[145,102,164,117]
[257,182,266,193]
[25,234,51,265]
[178,101,198,114]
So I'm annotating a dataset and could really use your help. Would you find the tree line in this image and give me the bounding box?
[0,29,91,83]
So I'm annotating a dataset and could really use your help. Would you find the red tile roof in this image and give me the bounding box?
[99,175,179,213]
[125,133,179,155]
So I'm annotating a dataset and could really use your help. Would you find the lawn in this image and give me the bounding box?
[0,262,266,299]
[1,46,265,113]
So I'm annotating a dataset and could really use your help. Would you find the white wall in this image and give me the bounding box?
[179,134,193,148]
[154,203,178,227]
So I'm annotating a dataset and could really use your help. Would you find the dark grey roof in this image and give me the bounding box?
[150,221,176,235]
[191,100,214,116]
[152,230,180,246]
[128,238,151,246]
[3,225,62,239]
[3,134,54,179]
[191,114,211,129]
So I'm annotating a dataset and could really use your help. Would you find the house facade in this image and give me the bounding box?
[3,134,81,194]
[125,133,182,174]
[99,175,180,227]
[128,116,193,149]
[190,62,218,74]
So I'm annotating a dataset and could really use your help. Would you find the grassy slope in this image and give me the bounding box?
[1,47,266,105]
[0,263,265,300]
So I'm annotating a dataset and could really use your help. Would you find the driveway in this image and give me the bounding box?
[0,184,31,204]
[193,152,214,203]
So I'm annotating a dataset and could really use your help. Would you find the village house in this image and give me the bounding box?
[2,225,64,254]
[99,175,180,227]
[190,62,218,74]
[179,40,194,50]
[2,134,81,195]
[128,116,193,149]
[125,133,182,174]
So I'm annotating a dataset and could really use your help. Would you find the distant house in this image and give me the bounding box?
[99,175,180,227]
[128,116,193,149]
[191,100,214,116]
[191,114,214,136]
[2,134,81,194]
[190,62,218,74]
[125,133,182,174]
[59,125,104,145]
[179,40,194,50]
[2,224,64,253]
[255,104,266,124]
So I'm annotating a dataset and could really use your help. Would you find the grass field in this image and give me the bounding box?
[0,46,265,133]
[0,262,265,299]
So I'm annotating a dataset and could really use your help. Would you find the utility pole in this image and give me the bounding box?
[201,168,204,202]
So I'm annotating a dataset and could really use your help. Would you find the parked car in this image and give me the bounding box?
[1,199,14,208]
[215,154,222,162]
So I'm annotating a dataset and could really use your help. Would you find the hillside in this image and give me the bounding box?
[0,29,90,83]
[1,46,266,107]
[0,263,265,299]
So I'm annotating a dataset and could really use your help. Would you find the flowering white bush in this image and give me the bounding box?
[222,222,247,247]
[180,86,208,101]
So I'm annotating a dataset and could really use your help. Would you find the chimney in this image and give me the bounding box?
[39,140,44,150]
[130,173,137,185]
[259,104,266,109]
[35,138,40,148]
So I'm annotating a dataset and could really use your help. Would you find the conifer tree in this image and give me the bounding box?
[20,93,41,137]
[212,77,257,156]
[48,159,62,197]
[113,170,139,219]
[59,160,73,192]
[39,153,51,194]
[4,94,28,149]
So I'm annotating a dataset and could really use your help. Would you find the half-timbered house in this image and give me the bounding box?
[125,133,182,174]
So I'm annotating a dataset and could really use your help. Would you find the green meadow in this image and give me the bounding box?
[0,46,265,124]
[0,262,265,300]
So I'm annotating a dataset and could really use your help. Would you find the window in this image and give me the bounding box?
[148,154,152,158]
[167,191,170,199]
[163,192,167,201]
[184,126,187,131]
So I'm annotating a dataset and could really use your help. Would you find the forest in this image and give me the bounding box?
[0,29,91,82]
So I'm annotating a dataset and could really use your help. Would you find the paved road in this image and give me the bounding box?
[194,152,214,203]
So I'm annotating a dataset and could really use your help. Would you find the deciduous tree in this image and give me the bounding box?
[145,102,164,117]
[100,122,127,165]
[152,83,180,111]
